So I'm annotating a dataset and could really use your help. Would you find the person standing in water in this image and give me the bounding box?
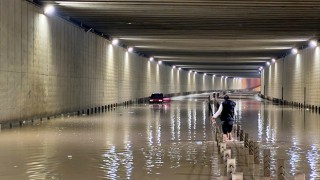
[211,94,236,141]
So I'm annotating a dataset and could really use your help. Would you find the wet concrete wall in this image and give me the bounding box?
[0,0,260,122]
[261,46,320,106]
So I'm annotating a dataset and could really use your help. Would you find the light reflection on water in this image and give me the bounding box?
[214,94,320,179]
[0,94,320,179]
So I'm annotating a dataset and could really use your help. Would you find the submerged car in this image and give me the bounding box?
[149,93,164,103]
[149,93,171,103]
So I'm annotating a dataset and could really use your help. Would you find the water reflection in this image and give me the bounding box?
[0,94,320,179]
[307,145,320,179]
[256,100,320,179]
[101,144,133,179]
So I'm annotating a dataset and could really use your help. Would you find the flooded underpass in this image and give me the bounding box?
[0,93,320,179]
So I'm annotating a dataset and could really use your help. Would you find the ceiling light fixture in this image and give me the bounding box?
[291,48,298,54]
[128,47,133,52]
[44,5,55,15]
[112,39,119,45]
[309,40,318,48]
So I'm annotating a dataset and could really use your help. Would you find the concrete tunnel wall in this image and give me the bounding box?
[0,0,260,123]
[261,45,320,107]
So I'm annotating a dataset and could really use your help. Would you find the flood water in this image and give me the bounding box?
[0,93,320,180]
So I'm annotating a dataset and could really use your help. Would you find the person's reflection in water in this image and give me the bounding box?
[211,95,236,142]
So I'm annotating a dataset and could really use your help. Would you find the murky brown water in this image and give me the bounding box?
[0,93,319,179]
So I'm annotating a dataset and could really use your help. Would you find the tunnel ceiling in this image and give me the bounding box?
[36,0,320,78]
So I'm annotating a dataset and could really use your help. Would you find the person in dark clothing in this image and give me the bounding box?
[211,95,236,141]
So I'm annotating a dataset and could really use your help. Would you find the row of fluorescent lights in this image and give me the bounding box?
[43,5,242,79]
[260,40,318,72]
[107,35,225,78]
[44,5,252,79]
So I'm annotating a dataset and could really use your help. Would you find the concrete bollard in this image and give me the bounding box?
[227,158,236,175]
[277,159,285,180]
[294,173,305,180]
[220,142,226,154]
[224,149,231,160]
[263,149,271,177]
[232,172,243,180]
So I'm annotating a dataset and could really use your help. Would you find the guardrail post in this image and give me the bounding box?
[277,159,285,180]
[248,140,254,164]
[263,149,271,177]
[237,125,241,138]
[249,140,254,155]
[244,133,249,148]
[240,129,244,142]
[254,142,260,164]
